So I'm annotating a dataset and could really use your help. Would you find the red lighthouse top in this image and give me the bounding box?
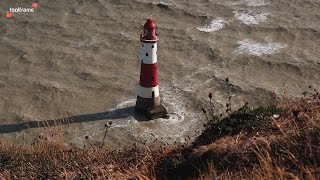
[141,18,158,43]
[144,18,156,30]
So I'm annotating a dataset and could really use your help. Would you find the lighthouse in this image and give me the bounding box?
[135,18,168,120]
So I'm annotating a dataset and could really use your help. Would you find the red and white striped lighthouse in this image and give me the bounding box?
[135,18,168,120]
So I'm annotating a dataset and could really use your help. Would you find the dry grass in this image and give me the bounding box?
[0,88,319,179]
[184,88,320,179]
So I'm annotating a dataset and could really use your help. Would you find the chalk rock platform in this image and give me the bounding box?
[135,105,169,120]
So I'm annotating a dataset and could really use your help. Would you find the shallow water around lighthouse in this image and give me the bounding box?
[0,0,319,149]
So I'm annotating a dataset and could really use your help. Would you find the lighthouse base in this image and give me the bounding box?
[135,96,169,120]
[135,105,169,120]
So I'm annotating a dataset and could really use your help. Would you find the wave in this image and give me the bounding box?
[234,39,286,56]
[196,18,229,32]
[234,10,270,25]
[243,0,268,6]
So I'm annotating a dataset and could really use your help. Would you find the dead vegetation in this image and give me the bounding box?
[0,85,319,179]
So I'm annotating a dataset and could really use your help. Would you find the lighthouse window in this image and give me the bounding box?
[144,29,149,36]
[142,44,144,47]
[152,45,154,48]
[146,53,148,56]
[152,76,154,81]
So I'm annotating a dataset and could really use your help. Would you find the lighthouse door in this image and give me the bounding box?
[152,91,155,98]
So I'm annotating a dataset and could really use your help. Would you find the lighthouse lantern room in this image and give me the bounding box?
[135,18,168,120]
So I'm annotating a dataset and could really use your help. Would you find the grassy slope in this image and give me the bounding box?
[0,91,319,179]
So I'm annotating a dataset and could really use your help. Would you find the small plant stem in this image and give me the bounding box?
[227,80,232,114]
[205,113,209,122]
[100,127,109,148]
[209,98,216,122]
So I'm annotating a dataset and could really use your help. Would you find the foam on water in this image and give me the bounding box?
[234,10,269,25]
[160,86,187,124]
[69,38,95,48]
[126,85,202,143]
[196,19,229,32]
[114,99,136,109]
[234,39,287,56]
[152,1,172,6]
[69,84,203,146]
[228,0,268,6]
[243,0,268,6]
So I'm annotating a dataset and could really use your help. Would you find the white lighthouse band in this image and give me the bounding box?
[138,85,159,99]
[141,42,158,64]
